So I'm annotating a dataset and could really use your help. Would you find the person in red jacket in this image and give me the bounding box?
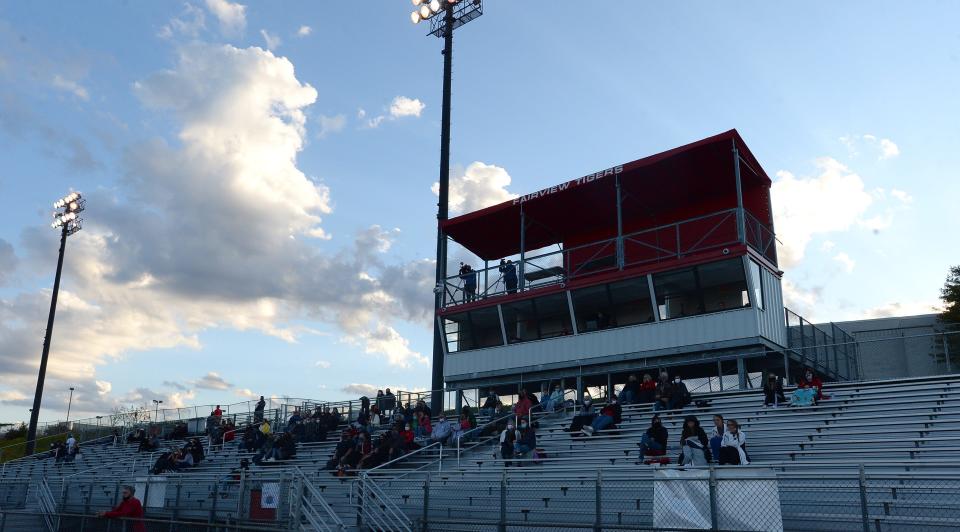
[797,367,828,401]
[97,485,145,532]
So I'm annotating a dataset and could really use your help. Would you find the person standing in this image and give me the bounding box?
[254,396,266,423]
[97,485,146,532]
[499,259,518,294]
[459,263,477,302]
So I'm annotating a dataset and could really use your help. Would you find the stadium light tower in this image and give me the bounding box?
[25,191,85,455]
[411,0,484,415]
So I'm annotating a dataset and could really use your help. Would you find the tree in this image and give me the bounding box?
[940,265,960,324]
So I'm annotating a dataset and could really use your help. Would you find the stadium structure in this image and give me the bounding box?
[1,130,958,532]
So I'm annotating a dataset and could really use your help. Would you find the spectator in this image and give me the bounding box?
[499,421,518,466]
[415,411,432,438]
[499,259,518,294]
[708,414,725,462]
[653,372,673,412]
[670,375,692,410]
[254,396,266,423]
[392,403,407,425]
[793,367,827,406]
[582,394,622,436]
[638,373,657,404]
[170,422,188,440]
[66,433,77,455]
[360,395,371,418]
[96,485,146,532]
[213,405,223,417]
[459,263,477,302]
[339,432,372,475]
[564,395,595,433]
[369,406,382,426]
[174,449,194,469]
[460,406,477,432]
[678,415,711,466]
[375,390,385,414]
[542,385,564,412]
[137,432,159,453]
[638,414,668,458]
[326,431,356,470]
[150,452,175,475]
[243,425,259,452]
[763,372,786,407]
[431,414,454,445]
[260,420,272,437]
[222,420,236,444]
[206,414,220,439]
[383,388,396,418]
[413,399,431,419]
[527,388,540,410]
[514,419,536,464]
[186,438,204,464]
[620,375,640,404]
[513,391,532,418]
[480,391,499,418]
[719,419,749,465]
[399,423,417,451]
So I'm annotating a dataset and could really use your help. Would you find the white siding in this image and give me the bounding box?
[445,308,760,378]
[756,266,787,347]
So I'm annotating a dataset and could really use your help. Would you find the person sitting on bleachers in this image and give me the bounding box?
[431,414,455,445]
[526,388,540,410]
[653,372,673,412]
[718,419,749,465]
[287,410,303,435]
[480,391,499,418]
[137,432,159,453]
[337,432,371,476]
[541,385,564,412]
[514,419,537,464]
[392,403,407,425]
[564,394,595,434]
[638,414,668,459]
[415,410,432,438]
[455,406,477,443]
[413,399,432,419]
[678,415,711,466]
[620,375,640,404]
[222,420,236,444]
[359,433,393,470]
[709,414,725,462]
[499,421,519,467]
[369,405,383,426]
[260,419,272,438]
[185,438,204,465]
[399,423,418,451]
[326,431,356,470]
[639,373,658,404]
[792,367,828,406]
[150,451,175,474]
[582,394,622,436]
[329,408,343,430]
[170,422,188,440]
[242,424,258,452]
[763,372,787,407]
[513,390,533,418]
[670,375,692,410]
[127,428,146,445]
[173,449,194,470]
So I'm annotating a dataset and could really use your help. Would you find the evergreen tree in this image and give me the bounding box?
[940,265,960,323]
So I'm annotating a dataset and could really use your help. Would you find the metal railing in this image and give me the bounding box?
[36,477,58,532]
[293,467,345,531]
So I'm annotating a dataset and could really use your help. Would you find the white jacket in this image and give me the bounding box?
[721,430,749,465]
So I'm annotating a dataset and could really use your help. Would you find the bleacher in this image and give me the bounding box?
[2,375,959,531]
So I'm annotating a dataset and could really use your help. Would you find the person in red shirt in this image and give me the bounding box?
[213,405,223,417]
[97,485,146,532]
[797,367,828,401]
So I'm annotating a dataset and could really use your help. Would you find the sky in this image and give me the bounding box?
[0,1,957,424]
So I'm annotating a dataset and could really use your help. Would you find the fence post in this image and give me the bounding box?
[594,469,602,532]
[708,465,719,531]
[499,469,507,532]
[944,334,953,374]
[859,464,870,532]
[356,473,364,530]
[422,473,431,532]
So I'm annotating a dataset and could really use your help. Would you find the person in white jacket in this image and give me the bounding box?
[718,419,749,465]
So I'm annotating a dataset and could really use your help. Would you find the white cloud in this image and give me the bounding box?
[861,300,942,319]
[832,252,856,273]
[879,138,900,160]
[297,25,312,37]
[194,372,232,390]
[317,114,346,138]
[315,360,331,369]
[340,383,420,397]
[205,0,246,35]
[389,96,425,118]
[820,240,836,252]
[159,3,206,39]
[95,380,112,396]
[235,388,258,399]
[772,158,874,269]
[51,75,89,100]
[433,161,518,216]
[890,189,913,203]
[782,280,822,320]
[260,29,281,51]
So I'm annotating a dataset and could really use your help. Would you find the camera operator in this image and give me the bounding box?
[498,259,518,294]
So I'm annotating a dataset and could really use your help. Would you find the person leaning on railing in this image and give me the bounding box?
[96,484,146,532]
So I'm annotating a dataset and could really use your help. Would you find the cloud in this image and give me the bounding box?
[260,29,281,51]
[838,134,900,161]
[162,381,188,391]
[782,280,823,320]
[315,360,331,369]
[0,92,102,172]
[340,383,418,397]
[316,113,346,138]
[389,96,425,118]
[297,25,312,37]
[51,75,89,100]
[861,300,942,319]
[159,3,206,39]
[833,252,856,273]
[235,388,258,399]
[205,0,246,35]
[95,380,112,396]
[194,372,232,390]
[772,158,875,269]
[890,189,913,203]
[433,161,518,216]
[0,239,16,286]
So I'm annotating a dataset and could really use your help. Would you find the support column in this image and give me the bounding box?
[783,350,791,385]
[518,208,526,291]
[737,357,747,390]
[732,140,746,245]
[607,373,613,401]
[944,334,952,374]
[717,360,724,391]
[455,390,463,413]
[576,375,583,403]
[615,174,624,269]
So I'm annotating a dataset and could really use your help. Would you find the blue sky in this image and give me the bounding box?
[0,1,956,423]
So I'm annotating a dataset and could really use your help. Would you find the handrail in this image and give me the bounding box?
[358,471,413,532]
[293,466,346,531]
[36,477,58,532]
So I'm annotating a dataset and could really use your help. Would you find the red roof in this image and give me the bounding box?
[441,129,772,261]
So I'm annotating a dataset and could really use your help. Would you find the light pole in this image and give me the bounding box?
[410,0,484,416]
[96,415,102,437]
[25,192,85,456]
[65,387,75,425]
[152,399,163,423]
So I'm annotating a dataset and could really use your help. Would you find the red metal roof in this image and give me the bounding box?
[441,129,772,261]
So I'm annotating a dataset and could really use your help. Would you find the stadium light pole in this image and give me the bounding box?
[24,192,85,456]
[153,399,163,423]
[410,0,484,416]
[65,387,75,425]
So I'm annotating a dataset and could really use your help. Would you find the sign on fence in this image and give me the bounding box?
[653,468,783,531]
[261,482,280,509]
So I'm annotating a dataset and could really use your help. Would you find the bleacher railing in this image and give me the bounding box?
[293,467,345,531]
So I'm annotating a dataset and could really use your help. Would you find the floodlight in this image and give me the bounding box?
[419,5,431,18]
[411,10,421,24]
[429,0,441,14]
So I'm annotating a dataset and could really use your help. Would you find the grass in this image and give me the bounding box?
[0,433,68,463]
